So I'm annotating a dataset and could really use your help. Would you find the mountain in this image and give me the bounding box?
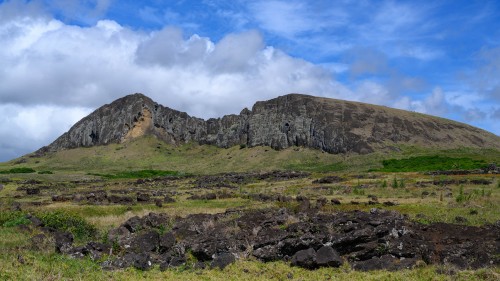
[35,93,500,156]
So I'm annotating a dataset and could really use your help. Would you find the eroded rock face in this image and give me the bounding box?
[36,93,500,155]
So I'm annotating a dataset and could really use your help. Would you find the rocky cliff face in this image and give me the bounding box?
[36,93,500,155]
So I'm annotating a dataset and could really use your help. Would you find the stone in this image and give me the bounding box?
[159,232,176,253]
[155,199,163,207]
[291,248,317,269]
[331,198,341,205]
[26,188,40,195]
[53,231,74,253]
[130,231,159,253]
[169,256,186,267]
[211,253,236,270]
[123,216,143,233]
[26,214,43,227]
[133,253,152,270]
[164,196,176,203]
[316,246,342,267]
[136,193,150,202]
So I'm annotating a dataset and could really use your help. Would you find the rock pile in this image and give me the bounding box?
[28,208,500,271]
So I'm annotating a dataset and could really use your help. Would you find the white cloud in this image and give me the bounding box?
[0,104,91,161]
[0,1,498,161]
[393,87,448,116]
[0,4,355,161]
[249,1,318,38]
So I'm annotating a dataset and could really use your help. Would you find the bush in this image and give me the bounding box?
[378,156,486,172]
[1,211,29,227]
[399,179,406,188]
[38,171,53,174]
[456,185,474,203]
[392,177,398,188]
[39,211,97,240]
[0,167,36,174]
[381,180,387,188]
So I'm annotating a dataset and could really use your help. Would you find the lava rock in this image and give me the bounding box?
[291,248,317,269]
[211,253,236,269]
[316,246,342,267]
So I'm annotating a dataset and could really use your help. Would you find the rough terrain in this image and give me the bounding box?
[36,93,500,155]
[29,207,499,272]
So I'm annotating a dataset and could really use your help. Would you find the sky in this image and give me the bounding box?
[1,0,499,161]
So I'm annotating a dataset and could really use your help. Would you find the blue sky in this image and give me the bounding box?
[0,0,499,161]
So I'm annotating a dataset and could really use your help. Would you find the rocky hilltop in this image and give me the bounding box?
[36,93,500,155]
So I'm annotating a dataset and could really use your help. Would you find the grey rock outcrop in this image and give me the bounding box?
[35,93,500,155]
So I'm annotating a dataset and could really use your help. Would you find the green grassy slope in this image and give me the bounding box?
[1,135,499,175]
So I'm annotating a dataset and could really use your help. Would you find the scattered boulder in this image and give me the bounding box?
[159,232,176,253]
[26,208,500,272]
[291,248,317,269]
[123,216,143,233]
[316,246,342,267]
[26,188,40,195]
[130,231,159,253]
[26,214,43,227]
[331,198,341,205]
[316,197,328,208]
[312,176,344,184]
[163,196,176,203]
[155,199,163,207]
[108,195,134,204]
[51,194,73,202]
[136,193,150,202]
[52,231,74,253]
[211,253,236,269]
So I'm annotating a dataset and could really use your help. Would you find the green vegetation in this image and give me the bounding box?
[1,137,500,280]
[1,211,30,227]
[89,169,181,179]
[378,155,487,172]
[39,210,97,241]
[0,167,36,174]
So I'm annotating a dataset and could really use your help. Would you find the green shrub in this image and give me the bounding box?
[378,156,486,172]
[456,185,474,203]
[392,177,398,188]
[1,211,30,227]
[381,180,387,188]
[38,171,53,174]
[0,167,36,174]
[353,187,365,195]
[399,179,406,188]
[39,211,97,241]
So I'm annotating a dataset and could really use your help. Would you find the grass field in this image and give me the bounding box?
[0,137,499,280]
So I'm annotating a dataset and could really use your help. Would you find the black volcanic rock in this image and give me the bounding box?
[36,93,500,155]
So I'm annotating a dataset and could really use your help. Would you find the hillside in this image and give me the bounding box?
[35,93,500,157]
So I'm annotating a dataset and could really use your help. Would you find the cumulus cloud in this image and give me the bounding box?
[0,3,353,161]
[0,1,498,161]
[0,104,91,161]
